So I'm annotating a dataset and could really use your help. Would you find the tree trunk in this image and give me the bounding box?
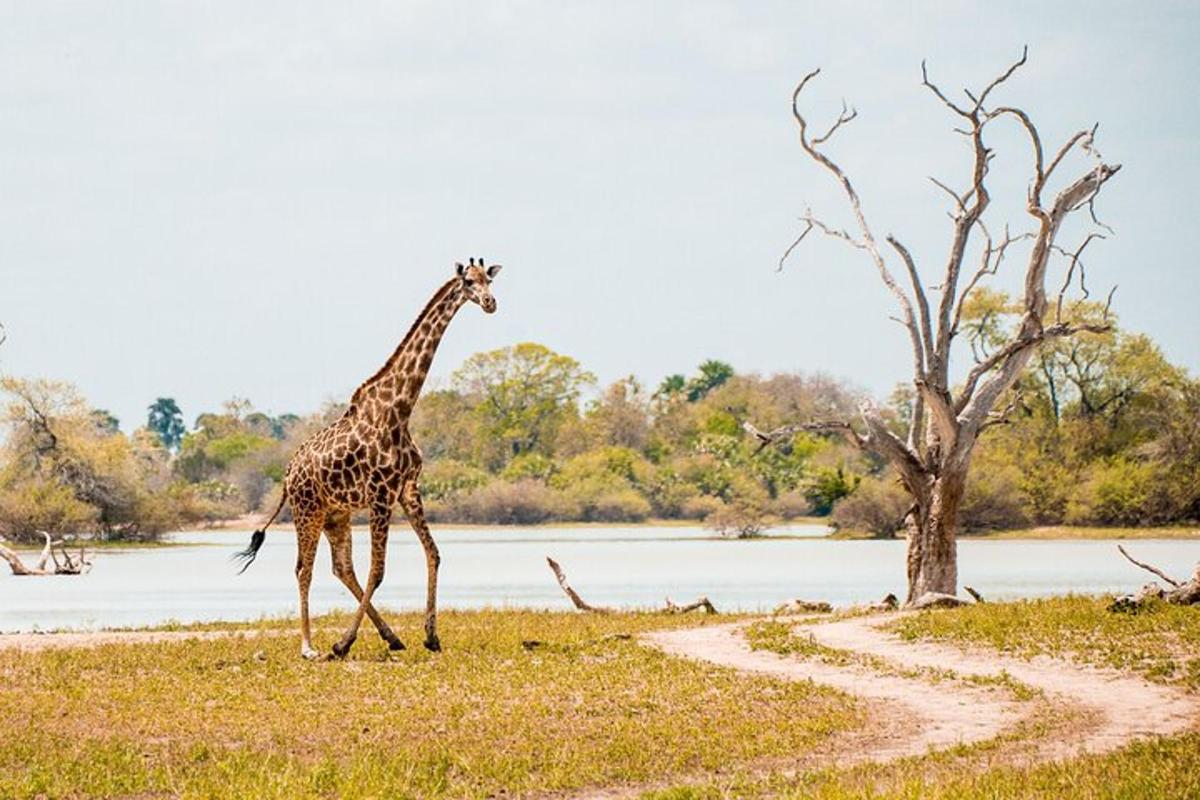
[904,471,965,604]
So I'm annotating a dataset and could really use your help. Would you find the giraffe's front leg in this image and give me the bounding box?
[400,478,441,652]
[331,504,390,659]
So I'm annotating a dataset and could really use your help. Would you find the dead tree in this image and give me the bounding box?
[0,531,93,576]
[771,49,1120,605]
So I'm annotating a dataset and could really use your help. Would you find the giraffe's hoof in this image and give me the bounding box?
[300,646,321,661]
[387,638,406,652]
[331,638,355,659]
[424,635,441,653]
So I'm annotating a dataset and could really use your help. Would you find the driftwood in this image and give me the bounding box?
[546,557,717,614]
[0,532,93,576]
[773,599,834,615]
[546,557,613,613]
[1109,546,1200,612]
[911,591,972,609]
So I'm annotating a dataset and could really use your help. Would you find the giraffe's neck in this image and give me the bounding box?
[350,278,466,421]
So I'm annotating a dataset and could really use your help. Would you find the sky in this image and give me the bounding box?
[2,1,1197,431]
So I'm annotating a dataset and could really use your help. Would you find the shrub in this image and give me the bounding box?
[830,476,909,538]
[704,501,773,538]
[445,479,572,525]
[586,488,652,522]
[0,478,96,543]
[421,459,490,503]
[680,494,723,520]
[1066,458,1165,526]
[804,466,861,516]
[772,489,813,519]
[960,464,1029,532]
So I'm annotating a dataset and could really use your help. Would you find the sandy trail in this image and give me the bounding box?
[647,613,1197,763]
[645,619,1025,763]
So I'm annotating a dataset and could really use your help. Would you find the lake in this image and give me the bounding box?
[2,525,1197,632]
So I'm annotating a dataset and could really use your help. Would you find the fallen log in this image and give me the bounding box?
[910,591,972,609]
[0,532,92,576]
[773,599,833,615]
[1109,546,1200,612]
[665,596,717,614]
[546,557,717,614]
[546,557,612,613]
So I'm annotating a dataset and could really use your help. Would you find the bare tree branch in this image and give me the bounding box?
[778,220,814,272]
[1117,544,1181,588]
[790,70,927,378]
[1053,233,1105,322]
[812,98,858,145]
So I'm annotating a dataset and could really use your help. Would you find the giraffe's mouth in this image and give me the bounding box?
[482,298,497,314]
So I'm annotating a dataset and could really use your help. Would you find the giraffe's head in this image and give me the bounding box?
[456,257,502,314]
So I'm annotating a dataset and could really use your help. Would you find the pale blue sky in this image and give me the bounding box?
[2,2,1197,430]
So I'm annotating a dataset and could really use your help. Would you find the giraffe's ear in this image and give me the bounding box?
[456,263,466,277]
[486,264,502,279]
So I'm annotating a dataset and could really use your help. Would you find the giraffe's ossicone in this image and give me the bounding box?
[234,258,502,659]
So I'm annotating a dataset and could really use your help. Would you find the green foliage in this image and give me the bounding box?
[146,397,185,451]
[686,359,734,402]
[829,475,909,537]
[804,466,860,516]
[0,378,180,541]
[453,342,596,467]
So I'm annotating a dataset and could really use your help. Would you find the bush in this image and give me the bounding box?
[804,466,860,516]
[704,501,773,538]
[0,478,96,543]
[830,476,909,538]
[421,459,491,503]
[443,479,572,525]
[960,464,1029,532]
[586,488,652,522]
[1066,458,1166,526]
[772,489,813,520]
[680,494,723,520]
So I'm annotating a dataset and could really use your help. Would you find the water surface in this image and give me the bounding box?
[2,525,1196,632]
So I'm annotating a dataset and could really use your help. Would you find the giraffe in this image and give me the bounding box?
[234,258,502,659]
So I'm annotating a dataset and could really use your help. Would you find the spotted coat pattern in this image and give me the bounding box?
[265,261,499,659]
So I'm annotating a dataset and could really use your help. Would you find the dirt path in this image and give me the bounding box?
[808,613,1196,757]
[646,613,1197,764]
[645,619,1026,763]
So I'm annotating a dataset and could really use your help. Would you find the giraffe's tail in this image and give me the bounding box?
[232,490,287,575]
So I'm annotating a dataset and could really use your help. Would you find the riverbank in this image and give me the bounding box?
[1,599,1196,799]
[830,524,1200,541]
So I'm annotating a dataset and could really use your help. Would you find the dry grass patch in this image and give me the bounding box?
[0,609,859,799]
[891,595,1200,691]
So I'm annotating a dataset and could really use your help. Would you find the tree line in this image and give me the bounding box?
[0,315,1195,544]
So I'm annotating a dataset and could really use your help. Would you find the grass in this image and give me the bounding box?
[828,524,1200,540]
[649,597,1200,799]
[639,733,1200,799]
[745,619,1043,700]
[967,525,1200,540]
[890,594,1200,692]
[0,609,859,799]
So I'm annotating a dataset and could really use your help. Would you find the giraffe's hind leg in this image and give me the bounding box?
[293,510,323,660]
[325,512,404,651]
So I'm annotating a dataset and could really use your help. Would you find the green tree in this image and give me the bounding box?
[686,360,734,402]
[147,397,186,452]
[452,342,595,466]
[655,374,686,398]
